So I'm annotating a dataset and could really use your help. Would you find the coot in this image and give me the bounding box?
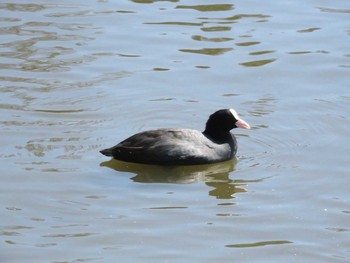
[100,109,250,165]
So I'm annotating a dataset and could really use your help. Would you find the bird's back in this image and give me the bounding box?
[100,128,236,165]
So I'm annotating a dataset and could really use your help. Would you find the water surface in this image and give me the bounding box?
[1,1,349,262]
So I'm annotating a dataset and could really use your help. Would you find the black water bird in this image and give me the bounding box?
[100,109,250,165]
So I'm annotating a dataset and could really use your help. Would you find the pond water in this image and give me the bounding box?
[1,0,349,262]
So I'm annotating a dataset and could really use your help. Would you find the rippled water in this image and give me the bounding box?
[1,1,349,262]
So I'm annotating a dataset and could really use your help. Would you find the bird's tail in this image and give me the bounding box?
[99,148,113,156]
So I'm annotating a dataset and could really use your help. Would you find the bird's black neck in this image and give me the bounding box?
[203,128,232,143]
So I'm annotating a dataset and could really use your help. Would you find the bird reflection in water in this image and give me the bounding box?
[100,158,248,199]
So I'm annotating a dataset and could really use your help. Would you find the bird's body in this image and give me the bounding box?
[100,128,237,165]
[100,109,250,165]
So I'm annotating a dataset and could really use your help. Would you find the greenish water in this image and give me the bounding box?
[1,1,349,262]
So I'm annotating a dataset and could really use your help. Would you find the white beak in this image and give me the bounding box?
[235,119,250,129]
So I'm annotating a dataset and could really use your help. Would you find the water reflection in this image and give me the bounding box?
[236,41,260,47]
[101,158,249,199]
[226,240,292,248]
[0,3,97,74]
[179,47,233,56]
[221,14,270,21]
[142,3,274,64]
[200,26,231,32]
[246,96,277,118]
[240,58,276,67]
[191,35,233,42]
[130,0,179,4]
[175,4,234,12]
[101,159,236,183]
[318,7,350,14]
[0,3,47,12]
[144,21,202,26]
